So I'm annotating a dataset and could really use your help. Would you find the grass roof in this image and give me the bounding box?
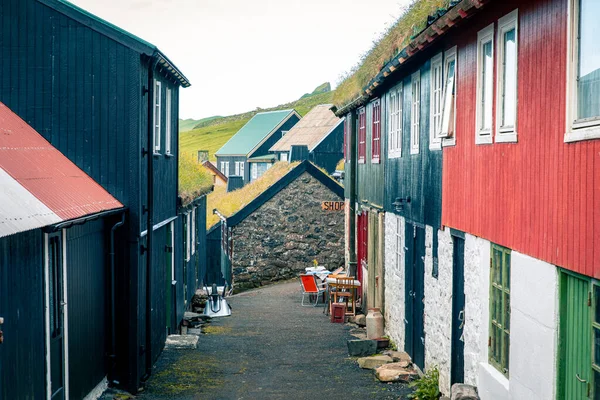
[179,153,214,205]
[206,162,299,228]
[333,0,451,109]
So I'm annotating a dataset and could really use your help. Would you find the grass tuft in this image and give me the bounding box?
[178,153,214,205]
[333,0,451,109]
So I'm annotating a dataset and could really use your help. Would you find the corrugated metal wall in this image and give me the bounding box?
[0,230,46,399]
[65,219,108,400]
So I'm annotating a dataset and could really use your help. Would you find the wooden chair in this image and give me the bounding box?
[333,276,356,316]
[300,274,326,307]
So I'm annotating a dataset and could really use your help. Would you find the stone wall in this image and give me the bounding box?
[383,213,405,350]
[424,227,453,395]
[231,172,344,292]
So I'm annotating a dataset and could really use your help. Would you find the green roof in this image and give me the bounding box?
[215,110,295,156]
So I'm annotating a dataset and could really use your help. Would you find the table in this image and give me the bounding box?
[324,277,361,316]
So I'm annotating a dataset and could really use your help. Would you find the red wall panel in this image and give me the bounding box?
[442,0,600,277]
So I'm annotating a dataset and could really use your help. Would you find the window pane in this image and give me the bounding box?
[502,29,517,127]
[503,333,510,372]
[594,327,600,367]
[578,0,600,120]
[482,41,493,130]
[595,285,600,324]
[595,369,600,400]
[504,292,510,331]
[441,60,455,137]
[504,252,511,289]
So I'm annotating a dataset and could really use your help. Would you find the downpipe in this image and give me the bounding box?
[108,212,126,385]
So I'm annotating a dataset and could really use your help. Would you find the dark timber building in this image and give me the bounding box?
[0,0,203,396]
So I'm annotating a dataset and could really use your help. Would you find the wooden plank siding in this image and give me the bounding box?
[310,123,344,174]
[383,59,443,228]
[356,99,386,208]
[442,0,600,277]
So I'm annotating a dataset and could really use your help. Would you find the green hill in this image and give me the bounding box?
[180,84,334,162]
[179,116,221,133]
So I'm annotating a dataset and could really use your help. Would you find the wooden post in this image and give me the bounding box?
[348,110,357,278]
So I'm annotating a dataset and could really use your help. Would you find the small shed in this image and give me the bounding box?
[214,161,345,293]
[202,161,228,187]
[269,104,344,173]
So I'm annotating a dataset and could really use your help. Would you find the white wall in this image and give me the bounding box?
[508,251,558,400]
[383,213,405,350]
[424,227,453,395]
[463,233,491,387]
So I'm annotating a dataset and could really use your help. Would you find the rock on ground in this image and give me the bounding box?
[164,335,199,350]
[382,350,412,363]
[347,339,378,356]
[451,384,480,400]
[357,355,393,370]
[375,362,418,383]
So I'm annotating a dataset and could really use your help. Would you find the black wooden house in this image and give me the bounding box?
[0,0,202,395]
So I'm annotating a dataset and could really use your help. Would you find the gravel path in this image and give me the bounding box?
[138,281,412,400]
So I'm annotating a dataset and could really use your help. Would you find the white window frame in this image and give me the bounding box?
[280,152,288,162]
[442,46,458,147]
[388,83,403,158]
[220,161,229,177]
[191,208,196,256]
[153,80,162,153]
[430,53,444,150]
[251,163,258,180]
[185,213,191,261]
[496,10,519,143]
[239,162,244,177]
[565,0,600,142]
[165,87,172,154]
[476,23,495,145]
[410,70,421,155]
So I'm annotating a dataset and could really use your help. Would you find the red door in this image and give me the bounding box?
[356,211,368,298]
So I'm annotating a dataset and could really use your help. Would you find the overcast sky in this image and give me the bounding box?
[70,0,410,120]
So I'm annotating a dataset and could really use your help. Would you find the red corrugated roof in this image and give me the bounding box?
[0,102,123,221]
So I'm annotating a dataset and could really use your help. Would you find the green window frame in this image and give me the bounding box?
[593,282,600,399]
[489,244,511,377]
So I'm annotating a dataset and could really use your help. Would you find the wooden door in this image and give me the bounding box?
[356,211,368,299]
[405,223,425,370]
[47,233,66,400]
[451,235,465,384]
[558,272,592,399]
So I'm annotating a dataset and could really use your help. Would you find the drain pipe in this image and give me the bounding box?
[348,111,358,278]
[144,53,161,378]
[109,212,126,384]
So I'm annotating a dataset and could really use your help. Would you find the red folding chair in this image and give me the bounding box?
[300,274,327,307]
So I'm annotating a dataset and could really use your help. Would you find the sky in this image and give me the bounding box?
[70,0,410,120]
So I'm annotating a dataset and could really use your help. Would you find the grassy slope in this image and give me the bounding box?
[179,90,334,162]
[179,116,221,133]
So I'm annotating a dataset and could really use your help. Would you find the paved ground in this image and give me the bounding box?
[137,281,413,400]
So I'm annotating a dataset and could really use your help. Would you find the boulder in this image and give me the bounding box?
[357,355,393,370]
[375,362,418,383]
[347,339,378,356]
[382,350,412,363]
[354,314,367,327]
[451,384,480,400]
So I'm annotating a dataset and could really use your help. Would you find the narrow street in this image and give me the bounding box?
[138,281,412,400]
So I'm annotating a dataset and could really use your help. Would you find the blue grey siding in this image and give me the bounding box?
[310,122,344,173]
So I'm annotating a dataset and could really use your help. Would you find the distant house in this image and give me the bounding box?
[202,161,228,187]
[0,0,198,395]
[215,110,300,186]
[0,103,124,400]
[211,161,345,292]
[270,104,344,173]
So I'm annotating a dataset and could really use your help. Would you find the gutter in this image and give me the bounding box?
[347,112,357,277]
[44,207,126,232]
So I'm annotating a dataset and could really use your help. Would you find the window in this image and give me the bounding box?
[234,161,244,176]
[220,161,230,177]
[153,80,162,153]
[430,53,443,149]
[496,10,518,142]
[476,24,494,144]
[566,0,600,142]
[191,208,196,256]
[410,71,421,154]
[185,213,191,261]
[489,244,511,376]
[280,152,288,162]
[441,47,458,145]
[251,163,257,181]
[388,84,403,158]
[372,99,381,163]
[165,87,172,154]
[357,107,366,163]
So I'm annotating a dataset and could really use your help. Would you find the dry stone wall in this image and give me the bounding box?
[231,172,344,292]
